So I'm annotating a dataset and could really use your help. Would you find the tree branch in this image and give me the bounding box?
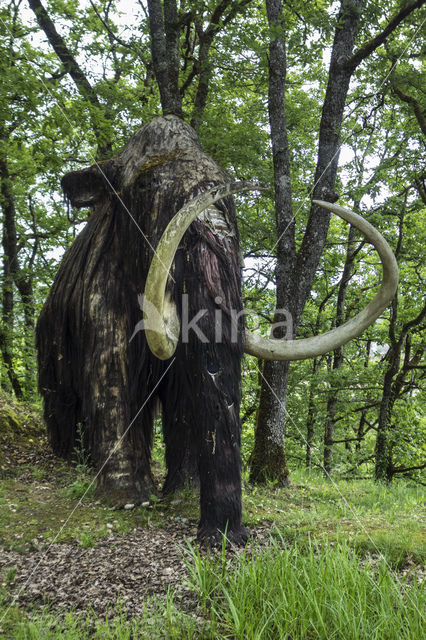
[345,0,426,72]
[393,84,426,136]
[189,0,251,130]
[392,462,426,474]
[27,0,112,156]
[27,0,100,106]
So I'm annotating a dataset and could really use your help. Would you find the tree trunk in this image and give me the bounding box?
[250,360,290,484]
[305,359,319,470]
[375,365,397,481]
[356,339,371,451]
[0,149,23,398]
[189,1,251,131]
[147,0,183,117]
[15,197,38,394]
[253,0,363,483]
[250,0,293,485]
[323,224,357,475]
[15,275,35,395]
[0,132,38,397]
[373,199,426,481]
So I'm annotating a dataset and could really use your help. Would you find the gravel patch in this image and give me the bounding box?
[1,526,195,616]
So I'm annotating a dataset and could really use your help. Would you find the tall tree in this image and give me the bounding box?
[252,0,425,484]
[250,0,293,484]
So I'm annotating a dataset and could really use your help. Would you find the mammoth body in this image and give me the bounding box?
[37,116,247,542]
[37,115,398,543]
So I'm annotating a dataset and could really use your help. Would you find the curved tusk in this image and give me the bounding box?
[143,182,258,359]
[144,189,399,362]
[244,200,399,360]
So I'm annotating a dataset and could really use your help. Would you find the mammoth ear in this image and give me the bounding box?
[61,166,106,208]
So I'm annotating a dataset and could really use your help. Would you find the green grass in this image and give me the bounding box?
[183,535,425,640]
[242,469,425,567]
[1,537,424,639]
[0,609,203,639]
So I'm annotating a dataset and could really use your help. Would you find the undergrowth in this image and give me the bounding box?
[0,391,424,638]
[1,535,424,639]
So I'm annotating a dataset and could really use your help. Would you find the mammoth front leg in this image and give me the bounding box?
[160,350,200,495]
[198,389,247,542]
[194,346,248,545]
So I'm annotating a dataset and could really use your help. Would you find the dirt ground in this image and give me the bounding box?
[0,439,270,618]
[1,526,195,617]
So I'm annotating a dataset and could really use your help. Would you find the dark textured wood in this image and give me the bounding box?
[37,115,247,543]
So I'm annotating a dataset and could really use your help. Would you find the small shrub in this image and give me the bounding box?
[65,477,95,501]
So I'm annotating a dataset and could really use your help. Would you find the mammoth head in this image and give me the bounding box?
[60,115,205,209]
[143,183,399,361]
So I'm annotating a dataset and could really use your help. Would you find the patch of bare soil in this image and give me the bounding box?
[1,527,196,617]
[1,525,272,618]
[1,437,194,616]
[0,439,271,618]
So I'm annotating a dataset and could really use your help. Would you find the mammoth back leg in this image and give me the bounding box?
[36,314,80,459]
[36,215,102,460]
[37,208,155,504]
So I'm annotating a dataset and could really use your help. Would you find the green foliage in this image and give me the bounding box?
[65,476,95,502]
[72,422,90,472]
[1,0,424,479]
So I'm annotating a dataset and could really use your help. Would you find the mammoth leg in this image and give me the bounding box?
[37,313,80,460]
[159,341,246,543]
[181,226,247,544]
[195,343,247,545]
[37,209,156,505]
[89,290,156,506]
[159,351,200,495]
